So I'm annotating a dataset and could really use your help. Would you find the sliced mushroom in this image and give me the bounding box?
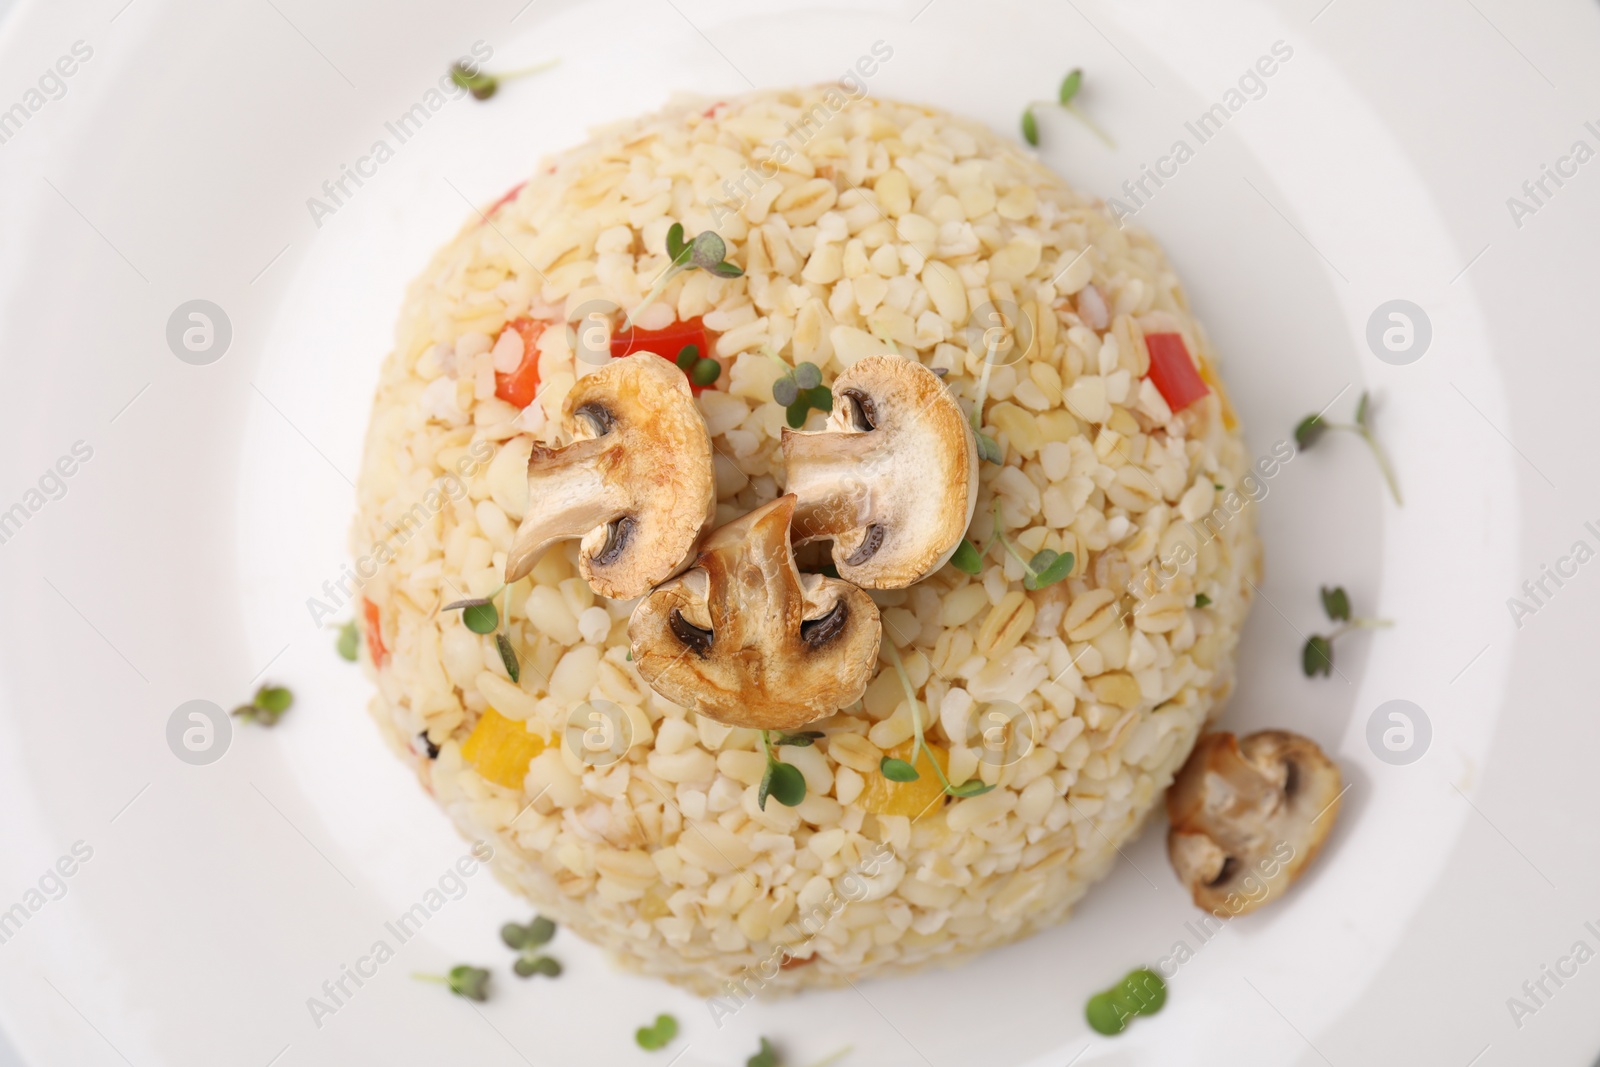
[780,354,977,589]
[1166,730,1342,916]
[504,353,714,600]
[628,494,882,730]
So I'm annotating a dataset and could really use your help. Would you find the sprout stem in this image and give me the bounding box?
[882,640,954,794]
[991,499,1040,581]
[620,264,684,333]
[496,57,560,82]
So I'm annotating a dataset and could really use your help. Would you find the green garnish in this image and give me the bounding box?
[413,964,490,1001]
[758,731,808,810]
[444,596,499,634]
[974,431,1003,464]
[232,683,293,726]
[675,344,700,370]
[879,757,919,782]
[635,1013,679,1051]
[624,223,743,331]
[991,500,1073,590]
[879,641,994,798]
[1301,584,1391,678]
[1021,68,1114,149]
[1086,966,1166,1035]
[1294,390,1402,505]
[690,356,721,387]
[1193,593,1211,608]
[336,618,359,661]
[950,539,983,575]
[449,57,559,101]
[770,358,833,427]
[747,1037,780,1067]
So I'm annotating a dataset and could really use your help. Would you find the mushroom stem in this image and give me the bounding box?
[505,438,628,583]
[781,429,879,543]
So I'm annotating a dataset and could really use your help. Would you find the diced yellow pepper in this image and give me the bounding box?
[857,740,949,819]
[461,708,545,790]
[1195,353,1237,430]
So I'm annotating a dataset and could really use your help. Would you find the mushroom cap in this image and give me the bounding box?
[1165,730,1342,916]
[628,494,882,730]
[780,354,977,589]
[504,353,715,600]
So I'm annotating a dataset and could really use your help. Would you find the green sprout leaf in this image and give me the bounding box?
[786,401,811,429]
[1193,593,1212,608]
[450,63,498,100]
[675,343,700,370]
[463,601,499,634]
[1302,635,1334,678]
[794,362,822,390]
[336,619,359,661]
[950,539,983,575]
[501,922,529,950]
[665,222,688,260]
[526,916,556,946]
[766,761,807,807]
[1320,585,1351,622]
[757,759,775,810]
[495,633,520,682]
[635,1013,678,1051]
[1021,106,1039,146]
[1355,390,1371,428]
[1023,549,1074,591]
[255,685,293,714]
[1059,68,1083,104]
[773,731,823,747]
[747,1037,780,1067]
[945,779,996,798]
[880,757,920,783]
[804,385,833,412]
[975,431,1003,464]
[708,260,745,278]
[1085,991,1130,1035]
[1294,413,1326,450]
[690,358,721,386]
[411,964,490,1001]
[690,231,728,271]
[773,376,799,407]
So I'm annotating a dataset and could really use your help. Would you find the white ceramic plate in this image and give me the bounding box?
[2,0,1598,1064]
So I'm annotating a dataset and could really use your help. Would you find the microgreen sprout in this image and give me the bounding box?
[673,342,722,387]
[623,223,743,331]
[1193,593,1212,608]
[757,731,810,810]
[232,683,293,726]
[444,586,522,681]
[747,1037,780,1067]
[412,964,490,1001]
[1022,68,1114,149]
[768,354,832,427]
[966,330,1005,463]
[1294,390,1402,505]
[949,538,983,575]
[1302,584,1392,678]
[990,500,1074,590]
[501,915,561,978]
[335,618,359,661]
[878,641,995,798]
[449,57,559,101]
[635,1013,679,1051]
[1085,966,1166,1035]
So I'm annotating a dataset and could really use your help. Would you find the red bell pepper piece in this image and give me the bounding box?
[610,318,715,392]
[486,180,526,217]
[493,318,546,408]
[362,597,387,668]
[1144,332,1210,412]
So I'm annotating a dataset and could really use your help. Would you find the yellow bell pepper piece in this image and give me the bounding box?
[461,708,545,790]
[857,739,949,819]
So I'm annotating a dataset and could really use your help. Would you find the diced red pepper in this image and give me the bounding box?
[610,318,717,393]
[493,318,546,408]
[1143,332,1210,412]
[362,597,387,668]
[486,180,526,217]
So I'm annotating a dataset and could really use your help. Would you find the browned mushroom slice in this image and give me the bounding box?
[781,354,977,589]
[628,494,882,730]
[1166,730,1343,916]
[504,354,715,600]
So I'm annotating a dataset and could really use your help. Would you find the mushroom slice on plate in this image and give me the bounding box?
[781,354,977,589]
[629,494,882,730]
[1166,730,1343,916]
[504,353,715,601]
